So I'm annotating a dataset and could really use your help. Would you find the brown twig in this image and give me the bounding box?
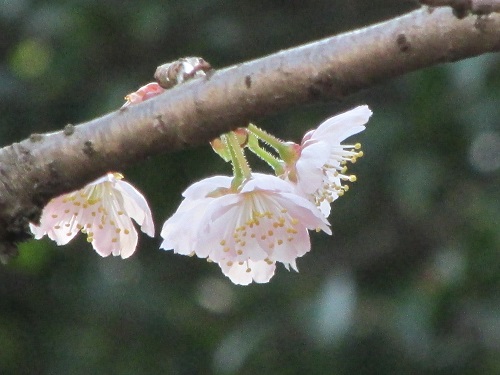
[0,7,499,255]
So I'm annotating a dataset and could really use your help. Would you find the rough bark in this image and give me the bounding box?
[419,0,500,17]
[0,7,499,253]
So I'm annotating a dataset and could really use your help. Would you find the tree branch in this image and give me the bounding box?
[419,0,500,17]
[0,7,499,252]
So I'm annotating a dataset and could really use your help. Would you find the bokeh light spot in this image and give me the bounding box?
[469,131,500,173]
[9,39,53,79]
[196,277,235,314]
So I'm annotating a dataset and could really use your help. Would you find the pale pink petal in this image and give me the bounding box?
[91,216,138,259]
[160,198,212,255]
[219,259,276,285]
[308,105,372,144]
[274,193,331,234]
[241,172,295,193]
[295,141,330,194]
[115,180,155,237]
[182,175,233,199]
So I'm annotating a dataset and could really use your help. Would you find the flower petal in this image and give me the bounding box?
[219,259,276,285]
[295,141,330,194]
[308,105,372,144]
[114,179,155,237]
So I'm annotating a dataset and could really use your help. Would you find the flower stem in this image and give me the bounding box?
[247,123,294,162]
[247,133,284,175]
[225,131,251,188]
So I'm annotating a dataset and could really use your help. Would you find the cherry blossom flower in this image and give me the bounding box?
[285,105,372,216]
[30,173,154,259]
[122,82,165,107]
[160,173,330,285]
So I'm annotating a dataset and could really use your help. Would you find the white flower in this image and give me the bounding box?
[160,173,331,285]
[30,173,155,259]
[289,105,372,216]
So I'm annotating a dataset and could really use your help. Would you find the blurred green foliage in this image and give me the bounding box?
[1,1,499,374]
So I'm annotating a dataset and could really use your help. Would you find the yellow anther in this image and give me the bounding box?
[124,229,130,235]
[349,175,357,182]
[51,214,58,218]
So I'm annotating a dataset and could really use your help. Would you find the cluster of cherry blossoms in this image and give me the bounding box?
[30,58,372,285]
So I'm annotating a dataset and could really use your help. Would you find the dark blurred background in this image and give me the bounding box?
[1,1,500,374]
